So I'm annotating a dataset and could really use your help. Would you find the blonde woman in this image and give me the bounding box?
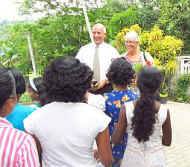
[122,31,154,67]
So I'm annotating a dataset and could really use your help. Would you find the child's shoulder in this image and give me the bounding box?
[104,90,123,101]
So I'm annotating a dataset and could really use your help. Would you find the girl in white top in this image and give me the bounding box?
[24,57,112,167]
[112,67,172,167]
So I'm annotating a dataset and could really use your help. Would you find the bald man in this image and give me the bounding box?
[76,23,120,94]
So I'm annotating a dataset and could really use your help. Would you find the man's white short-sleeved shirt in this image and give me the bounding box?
[76,42,120,81]
[24,102,111,167]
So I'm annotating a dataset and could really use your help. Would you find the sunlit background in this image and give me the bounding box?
[0,0,20,21]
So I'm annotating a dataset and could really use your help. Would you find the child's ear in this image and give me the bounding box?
[1,97,17,117]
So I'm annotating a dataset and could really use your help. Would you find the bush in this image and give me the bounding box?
[172,74,190,102]
[142,26,183,93]
[158,0,190,53]
[19,92,33,104]
[109,7,139,40]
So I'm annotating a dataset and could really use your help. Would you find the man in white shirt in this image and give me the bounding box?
[76,23,120,94]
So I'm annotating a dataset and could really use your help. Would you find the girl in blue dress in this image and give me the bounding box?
[105,57,138,166]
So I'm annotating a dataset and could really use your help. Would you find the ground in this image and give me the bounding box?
[164,101,190,167]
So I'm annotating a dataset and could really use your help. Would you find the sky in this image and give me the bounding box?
[0,0,20,21]
[0,0,106,22]
[0,0,44,22]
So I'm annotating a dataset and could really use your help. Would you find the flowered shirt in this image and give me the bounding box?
[105,89,138,161]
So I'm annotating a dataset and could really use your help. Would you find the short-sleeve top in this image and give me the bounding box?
[125,101,168,152]
[87,93,105,111]
[6,103,36,131]
[24,102,111,167]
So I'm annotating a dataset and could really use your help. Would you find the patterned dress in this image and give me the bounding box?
[105,89,138,166]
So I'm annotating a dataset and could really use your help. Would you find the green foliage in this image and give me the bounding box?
[172,74,190,102]
[140,26,183,93]
[19,92,33,104]
[107,6,159,40]
[138,0,161,7]
[109,7,139,39]
[0,23,34,73]
[137,6,159,30]
[0,14,89,75]
[141,26,183,80]
[158,0,190,52]
[133,63,143,73]
[31,14,88,73]
[106,0,129,11]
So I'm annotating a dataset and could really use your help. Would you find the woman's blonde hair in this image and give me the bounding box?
[124,31,139,42]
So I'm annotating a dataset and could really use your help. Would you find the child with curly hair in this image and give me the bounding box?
[105,57,138,166]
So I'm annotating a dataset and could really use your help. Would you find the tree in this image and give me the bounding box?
[20,0,105,15]
[0,14,89,75]
[0,23,33,73]
[158,0,190,52]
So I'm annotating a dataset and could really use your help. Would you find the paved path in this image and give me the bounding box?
[164,101,190,167]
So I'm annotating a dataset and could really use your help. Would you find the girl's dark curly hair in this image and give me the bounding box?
[106,57,135,86]
[0,68,14,108]
[43,57,93,103]
[131,67,163,142]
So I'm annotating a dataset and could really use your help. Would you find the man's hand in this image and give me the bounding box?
[96,79,107,90]
[91,79,108,91]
